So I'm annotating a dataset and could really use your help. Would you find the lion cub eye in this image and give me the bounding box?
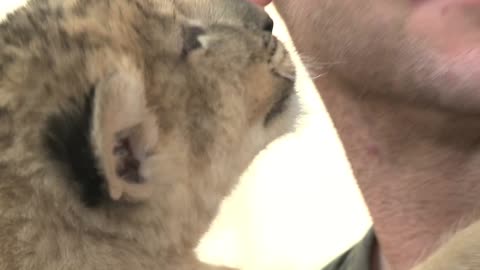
[181,25,205,56]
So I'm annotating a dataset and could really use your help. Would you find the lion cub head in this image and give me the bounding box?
[0,0,299,265]
[27,0,298,209]
[1,0,297,242]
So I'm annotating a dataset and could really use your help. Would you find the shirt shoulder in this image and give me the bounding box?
[321,229,376,270]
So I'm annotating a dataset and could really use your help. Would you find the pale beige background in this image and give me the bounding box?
[0,2,372,269]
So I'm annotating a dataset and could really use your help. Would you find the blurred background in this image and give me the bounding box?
[0,2,372,270]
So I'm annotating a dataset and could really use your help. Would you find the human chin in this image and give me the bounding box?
[409,0,480,53]
[406,0,480,111]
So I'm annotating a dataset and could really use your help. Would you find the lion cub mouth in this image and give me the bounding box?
[264,82,293,125]
[264,35,296,126]
[267,35,296,82]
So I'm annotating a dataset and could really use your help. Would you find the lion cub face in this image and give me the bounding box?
[0,0,298,264]
[17,0,299,207]
[96,18,298,204]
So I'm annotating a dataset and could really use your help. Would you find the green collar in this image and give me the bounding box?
[321,229,376,270]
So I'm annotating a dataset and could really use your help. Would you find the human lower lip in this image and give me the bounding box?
[246,0,272,6]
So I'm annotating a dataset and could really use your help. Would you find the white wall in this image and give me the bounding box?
[0,2,372,269]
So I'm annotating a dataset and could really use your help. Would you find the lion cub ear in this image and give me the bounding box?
[92,71,159,202]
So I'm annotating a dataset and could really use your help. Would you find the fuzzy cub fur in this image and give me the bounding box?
[411,218,480,270]
[0,0,298,269]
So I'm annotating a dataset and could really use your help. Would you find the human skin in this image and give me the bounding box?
[248,0,271,6]
[248,0,480,270]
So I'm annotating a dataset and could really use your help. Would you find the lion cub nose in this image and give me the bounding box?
[262,16,274,32]
[240,0,274,33]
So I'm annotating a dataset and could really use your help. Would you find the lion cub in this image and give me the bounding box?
[0,0,297,269]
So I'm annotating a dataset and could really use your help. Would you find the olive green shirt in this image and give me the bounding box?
[321,229,376,270]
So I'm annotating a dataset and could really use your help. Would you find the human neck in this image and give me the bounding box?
[316,75,480,270]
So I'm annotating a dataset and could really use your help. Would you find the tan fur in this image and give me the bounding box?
[0,0,298,269]
[412,218,480,270]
